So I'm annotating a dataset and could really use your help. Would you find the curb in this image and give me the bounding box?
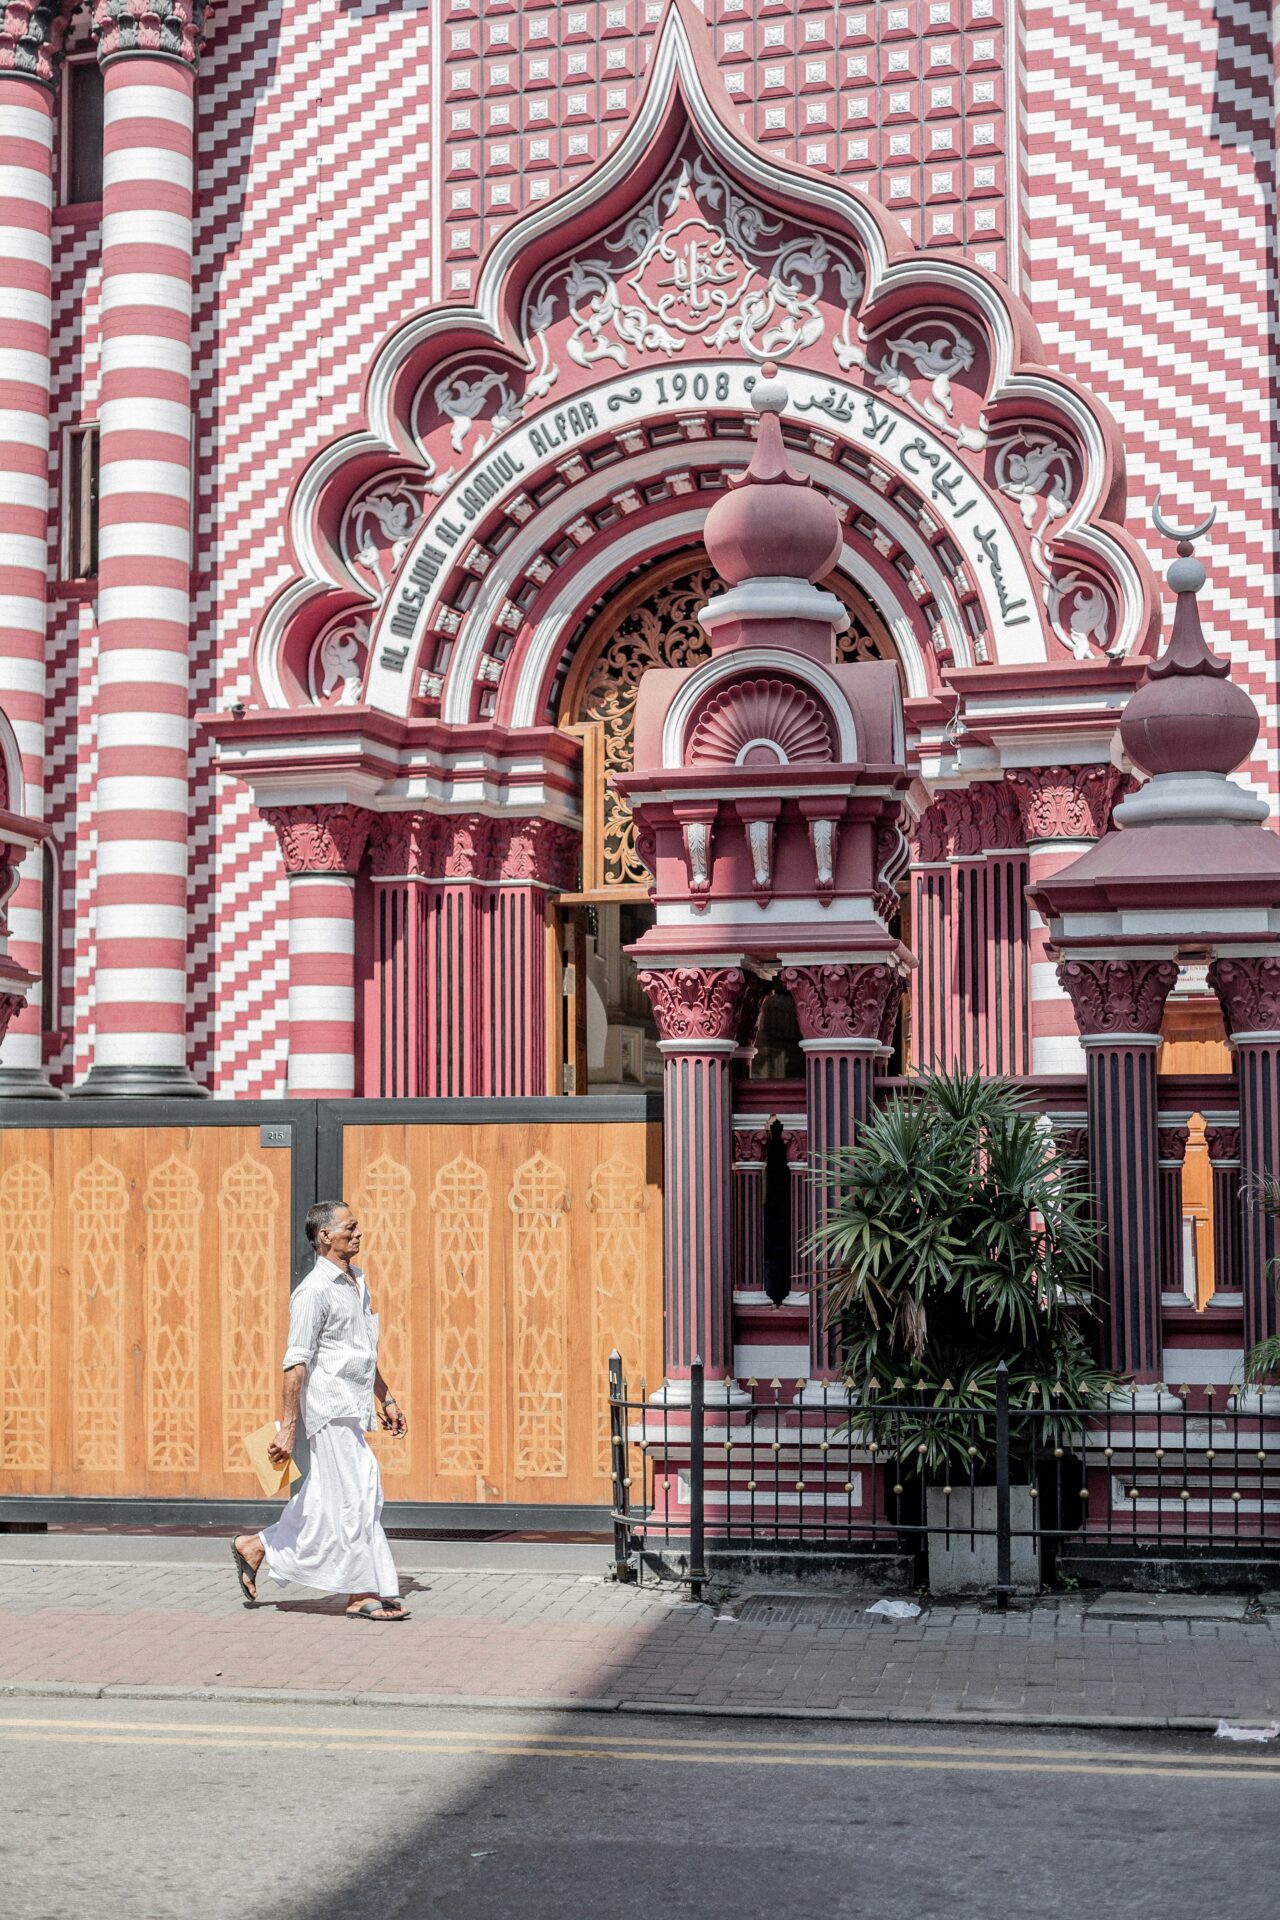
[0,1679,1227,1735]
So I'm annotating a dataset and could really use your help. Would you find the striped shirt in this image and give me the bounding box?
[282,1258,381,1437]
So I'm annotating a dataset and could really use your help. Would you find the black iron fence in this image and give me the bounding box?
[607,1354,1280,1602]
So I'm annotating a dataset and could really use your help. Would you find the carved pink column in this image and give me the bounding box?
[636,964,756,1392]
[365,812,436,1098]
[1208,957,1280,1352]
[263,805,372,1098]
[909,801,954,1073]
[483,819,577,1097]
[781,961,903,1380]
[1205,1124,1243,1299]
[908,786,1026,1076]
[423,814,489,1097]
[1157,1126,1189,1295]
[1058,956,1179,1380]
[1012,768,1123,1075]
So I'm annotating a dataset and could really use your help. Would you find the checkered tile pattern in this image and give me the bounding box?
[1021,0,1278,799]
[439,0,1013,292]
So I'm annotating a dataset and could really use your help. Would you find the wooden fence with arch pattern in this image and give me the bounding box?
[0,1101,662,1513]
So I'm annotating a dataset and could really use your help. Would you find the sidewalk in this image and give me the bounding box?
[2,1536,1279,1732]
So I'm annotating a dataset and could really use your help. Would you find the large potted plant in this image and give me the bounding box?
[814,1071,1118,1593]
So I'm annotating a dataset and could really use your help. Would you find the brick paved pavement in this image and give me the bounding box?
[2,1548,1279,1731]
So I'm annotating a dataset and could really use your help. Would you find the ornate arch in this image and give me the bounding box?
[559,552,892,896]
[245,0,1157,753]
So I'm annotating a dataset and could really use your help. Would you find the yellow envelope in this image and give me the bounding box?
[242,1421,301,1498]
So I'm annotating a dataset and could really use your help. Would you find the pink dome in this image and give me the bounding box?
[703,364,843,586]
[1120,549,1258,777]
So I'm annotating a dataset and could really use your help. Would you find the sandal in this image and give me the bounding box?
[231,1539,259,1604]
[347,1600,409,1622]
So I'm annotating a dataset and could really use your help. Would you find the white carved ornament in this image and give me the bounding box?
[413,362,524,492]
[523,153,866,396]
[343,476,428,593]
[309,615,370,707]
[992,429,1116,659]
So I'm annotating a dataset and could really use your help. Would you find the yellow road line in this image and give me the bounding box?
[0,1714,1275,1770]
[0,1723,1276,1784]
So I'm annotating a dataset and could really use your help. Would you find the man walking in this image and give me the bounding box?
[231,1201,409,1621]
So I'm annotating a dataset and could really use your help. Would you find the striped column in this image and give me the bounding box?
[636,965,756,1394]
[264,805,371,1099]
[74,23,204,1094]
[1207,959,1280,1353]
[782,961,903,1381]
[0,57,59,1095]
[1011,768,1119,1077]
[1059,957,1178,1381]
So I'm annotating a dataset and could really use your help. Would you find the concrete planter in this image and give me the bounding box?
[926,1485,1040,1597]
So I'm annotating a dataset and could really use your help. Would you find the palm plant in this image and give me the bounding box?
[812,1071,1119,1475]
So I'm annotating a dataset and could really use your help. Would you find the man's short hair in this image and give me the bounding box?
[305,1200,349,1247]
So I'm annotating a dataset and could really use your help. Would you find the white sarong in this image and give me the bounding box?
[259,1418,399,1599]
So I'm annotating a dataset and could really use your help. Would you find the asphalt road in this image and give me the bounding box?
[2,1699,1277,1920]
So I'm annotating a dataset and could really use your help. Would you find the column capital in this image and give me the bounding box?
[366,811,440,880]
[1053,1125,1089,1165]
[636,964,755,1044]
[1157,1125,1189,1165]
[263,803,373,877]
[0,2,75,88]
[1205,1125,1241,1165]
[1057,955,1178,1039]
[493,816,579,888]
[93,0,207,68]
[912,784,1026,864]
[1207,955,1280,1040]
[1008,764,1125,844]
[780,960,902,1048]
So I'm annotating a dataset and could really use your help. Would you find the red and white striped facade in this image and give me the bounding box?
[0,0,1274,1115]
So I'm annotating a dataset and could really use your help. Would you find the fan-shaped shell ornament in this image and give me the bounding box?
[686,678,835,768]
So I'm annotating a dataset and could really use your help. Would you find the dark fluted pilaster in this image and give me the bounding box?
[1208,958,1280,1351]
[1059,957,1178,1380]
[781,961,903,1380]
[637,965,757,1390]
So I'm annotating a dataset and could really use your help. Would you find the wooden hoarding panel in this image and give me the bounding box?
[0,1127,291,1501]
[349,1120,662,1506]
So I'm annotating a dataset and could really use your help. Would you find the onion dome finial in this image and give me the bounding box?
[702,361,843,586]
[1119,499,1258,779]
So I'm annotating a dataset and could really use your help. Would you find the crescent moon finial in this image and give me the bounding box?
[1151,494,1217,545]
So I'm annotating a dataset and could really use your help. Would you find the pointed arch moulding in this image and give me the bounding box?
[208,0,1157,816]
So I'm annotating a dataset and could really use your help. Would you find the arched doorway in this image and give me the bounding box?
[554,552,897,1092]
